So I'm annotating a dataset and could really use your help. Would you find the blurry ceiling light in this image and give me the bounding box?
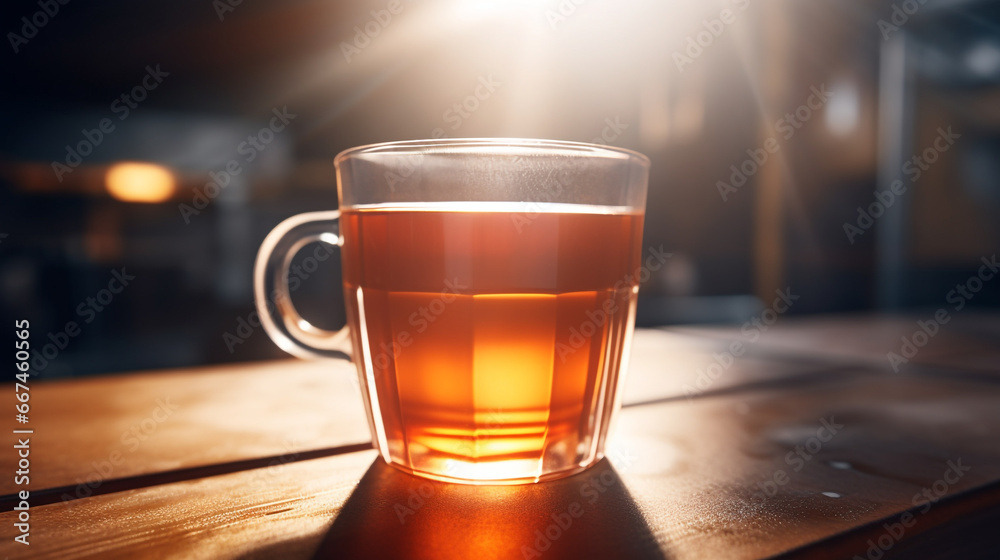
[824,79,859,137]
[966,42,1000,78]
[105,162,176,203]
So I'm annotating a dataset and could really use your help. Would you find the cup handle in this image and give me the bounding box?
[254,211,352,360]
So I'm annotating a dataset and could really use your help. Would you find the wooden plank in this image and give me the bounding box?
[0,450,378,560]
[775,481,1000,559]
[3,372,999,559]
[670,313,1000,373]
[2,329,849,498]
[0,359,371,495]
[612,373,1000,559]
[622,329,848,406]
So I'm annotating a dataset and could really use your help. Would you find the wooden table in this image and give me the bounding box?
[2,314,999,559]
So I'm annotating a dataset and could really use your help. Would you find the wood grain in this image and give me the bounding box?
[622,329,851,406]
[0,359,371,495]
[612,373,1000,559]
[670,312,1000,373]
[1,329,850,500]
[2,368,999,559]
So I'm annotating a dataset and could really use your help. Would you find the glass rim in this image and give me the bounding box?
[334,137,650,168]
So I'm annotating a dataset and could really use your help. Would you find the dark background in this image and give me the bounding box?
[1,0,998,377]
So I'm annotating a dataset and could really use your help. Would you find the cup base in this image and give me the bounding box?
[381,455,601,486]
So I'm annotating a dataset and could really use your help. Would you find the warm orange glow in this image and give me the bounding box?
[342,204,643,483]
[105,162,176,203]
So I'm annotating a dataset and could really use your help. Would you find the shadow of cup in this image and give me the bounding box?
[311,457,668,560]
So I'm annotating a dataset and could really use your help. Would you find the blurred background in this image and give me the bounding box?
[1,0,997,377]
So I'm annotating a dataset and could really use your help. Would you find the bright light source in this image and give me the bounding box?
[318,232,341,246]
[825,79,860,137]
[105,162,176,203]
[451,0,540,22]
